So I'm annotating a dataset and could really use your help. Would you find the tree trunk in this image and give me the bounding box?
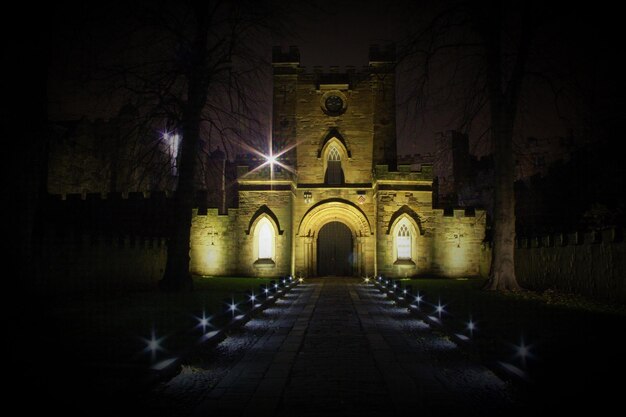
[159,9,210,292]
[484,112,521,291]
[481,0,525,291]
[159,108,203,291]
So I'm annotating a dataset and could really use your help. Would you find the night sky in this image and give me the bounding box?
[43,0,623,159]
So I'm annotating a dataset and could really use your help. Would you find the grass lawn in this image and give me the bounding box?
[398,277,626,408]
[47,276,274,368]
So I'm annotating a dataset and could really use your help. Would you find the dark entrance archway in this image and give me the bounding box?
[317,221,353,276]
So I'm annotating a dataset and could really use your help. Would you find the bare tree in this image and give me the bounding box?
[399,0,540,290]
[140,1,285,291]
[48,0,289,291]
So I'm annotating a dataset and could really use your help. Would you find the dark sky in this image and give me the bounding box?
[46,1,623,157]
[278,0,623,156]
[280,0,403,68]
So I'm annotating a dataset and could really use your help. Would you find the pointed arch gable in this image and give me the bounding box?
[386,205,425,235]
[246,205,284,235]
[317,128,351,158]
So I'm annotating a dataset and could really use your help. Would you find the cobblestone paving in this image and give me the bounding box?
[144,279,521,416]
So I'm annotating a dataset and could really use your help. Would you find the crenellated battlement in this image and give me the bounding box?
[433,207,482,219]
[478,227,626,302]
[44,190,235,239]
[272,44,396,77]
[193,207,238,218]
[272,45,300,64]
[47,190,229,206]
[236,165,295,182]
[515,228,624,248]
[294,65,390,77]
[375,164,433,182]
[45,226,167,249]
[49,190,174,201]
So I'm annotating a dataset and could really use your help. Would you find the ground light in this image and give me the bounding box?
[409,292,423,309]
[415,292,423,304]
[435,299,446,319]
[195,311,213,333]
[497,337,534,381]
[227,297,238,318]
[466,317,476,337]
[142,328,165,362]
[515,338,533,368]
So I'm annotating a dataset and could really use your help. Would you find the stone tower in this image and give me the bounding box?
[271,44,398,185]
[189,45,486,279]
[369,44,397,169]
[271,45,300,166]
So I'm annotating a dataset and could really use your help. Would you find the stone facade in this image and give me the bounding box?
[190,45,486,278]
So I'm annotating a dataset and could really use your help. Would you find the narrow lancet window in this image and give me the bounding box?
[258,218,274,259]
[325,146,344,185]
[397,223,411,259]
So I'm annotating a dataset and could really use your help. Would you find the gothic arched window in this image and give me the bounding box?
[396,223,411,260]
[257,217,274,260]
[325,146,344,185]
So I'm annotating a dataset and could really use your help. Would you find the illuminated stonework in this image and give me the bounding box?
[189,45,486,278]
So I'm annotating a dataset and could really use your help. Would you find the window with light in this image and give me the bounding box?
[396,223,411,259]
[325,146,344,185]
[257,218,274,259]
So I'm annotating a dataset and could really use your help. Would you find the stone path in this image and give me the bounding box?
[183,278,518,416]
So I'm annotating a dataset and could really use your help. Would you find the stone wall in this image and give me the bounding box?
[375,170,486,279]
[430,209,486,277]
[238,190,293,277]
[190,208,239,276]
[190,190,293,278]
[370,58,397,167]
[480,229,626,302]
[37,230,166,293]
[375,187,434,277]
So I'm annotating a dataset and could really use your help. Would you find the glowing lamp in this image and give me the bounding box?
[142,329,165,361]
[196,311,212,332]
[435,300,446,319]
[266,154,277,165]
[467,318,476,337]
[513,337,533,368]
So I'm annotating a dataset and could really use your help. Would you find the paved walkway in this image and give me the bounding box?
[187,278,517,416]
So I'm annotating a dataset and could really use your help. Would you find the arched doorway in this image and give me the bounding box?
[297,198,373,277]
[317,221,353,276]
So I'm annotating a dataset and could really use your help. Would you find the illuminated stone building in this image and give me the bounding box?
[189,45,486,278]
